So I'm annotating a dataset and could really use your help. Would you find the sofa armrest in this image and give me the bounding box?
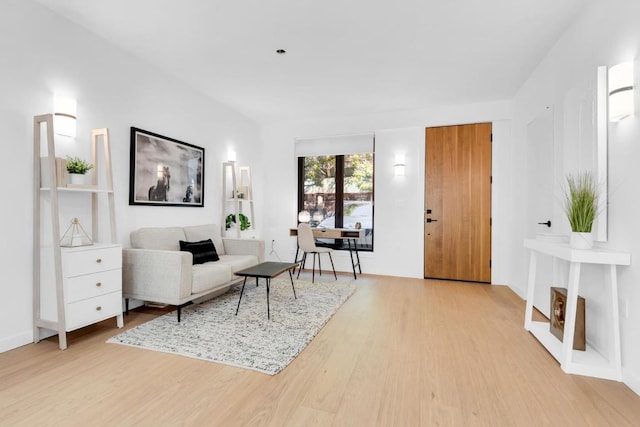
[122,248,193,304]
[222,238,265,263]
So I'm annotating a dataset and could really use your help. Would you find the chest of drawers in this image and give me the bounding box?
[41,244,124,332]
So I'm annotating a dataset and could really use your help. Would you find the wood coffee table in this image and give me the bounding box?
[234,261,299,319]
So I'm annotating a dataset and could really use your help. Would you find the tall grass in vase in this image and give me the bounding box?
[563,171,598,249]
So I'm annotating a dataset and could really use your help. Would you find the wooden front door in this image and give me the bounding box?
[424,123,492,282]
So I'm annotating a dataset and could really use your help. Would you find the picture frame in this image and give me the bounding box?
[129,127,204,207]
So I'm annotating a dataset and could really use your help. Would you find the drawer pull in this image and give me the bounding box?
[96,306,102,311]
[96,258,103,264]
[96,282,102,287]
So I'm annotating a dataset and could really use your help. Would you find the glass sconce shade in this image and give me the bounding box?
[54,94,77,137]
[609,62,634,122]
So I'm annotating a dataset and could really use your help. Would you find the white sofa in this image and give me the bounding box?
[122,224,264,321]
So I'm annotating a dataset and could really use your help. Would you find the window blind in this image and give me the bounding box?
[294,132,374,157]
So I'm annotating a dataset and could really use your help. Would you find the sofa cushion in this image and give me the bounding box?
[130,227,186,251]
[179,239,220,264]
[183,224,225,255]
[218,254,260,273]
[191,262,233,294]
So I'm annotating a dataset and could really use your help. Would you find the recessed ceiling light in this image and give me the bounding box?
[276,49,286,55]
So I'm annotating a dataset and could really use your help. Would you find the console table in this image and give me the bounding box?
[524,239,630,380]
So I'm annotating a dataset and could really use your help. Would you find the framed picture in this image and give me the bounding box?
[129,127,204,207]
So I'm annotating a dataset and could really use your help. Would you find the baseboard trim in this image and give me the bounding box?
[624,372,640,397]
[0,331,33,353]
[508,283,527,300]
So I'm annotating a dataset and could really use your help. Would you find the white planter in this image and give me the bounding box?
[68,173,86,185]
[570,232,593,250]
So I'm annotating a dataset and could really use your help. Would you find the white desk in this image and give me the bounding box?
[524,239,631,381]
[290,228,364,279]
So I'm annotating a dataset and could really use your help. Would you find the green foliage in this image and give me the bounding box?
[66,156,94,174]
[344,153,373,192]
[303,154,373,193]
[225,213,251,231]
[564,171,598,233]
[303,156,336,190]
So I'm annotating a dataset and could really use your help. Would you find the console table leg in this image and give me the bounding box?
[609,264,622,380]
[561,261,581,373]
[524,251,537,330]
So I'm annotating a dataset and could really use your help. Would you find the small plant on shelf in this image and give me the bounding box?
[225,213,251,231]
[66,156,94,175]
[563,171,598,233]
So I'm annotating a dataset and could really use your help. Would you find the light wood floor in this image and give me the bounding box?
[1,274,640,426]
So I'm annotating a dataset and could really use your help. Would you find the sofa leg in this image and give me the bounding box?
[125,298,129,315]
[177,307,181,322]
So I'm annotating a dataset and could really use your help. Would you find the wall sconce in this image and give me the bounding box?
[298,210,311,223]
[54,94,77,137]
[609,62,634,122]
[394,154,406,177]
[227,149,237,162]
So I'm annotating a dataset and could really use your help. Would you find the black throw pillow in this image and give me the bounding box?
[179,239,219,264]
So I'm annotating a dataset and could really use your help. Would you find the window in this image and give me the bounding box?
[297,153,374,251]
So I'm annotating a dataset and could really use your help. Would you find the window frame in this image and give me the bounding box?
[297,154,374,252]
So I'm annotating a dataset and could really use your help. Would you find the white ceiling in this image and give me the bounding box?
[37,0,588,124]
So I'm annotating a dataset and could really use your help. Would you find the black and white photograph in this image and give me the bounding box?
[129,127,204,207]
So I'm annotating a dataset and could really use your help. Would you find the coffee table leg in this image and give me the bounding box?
[289,269,297,299]
[235,277,248,315]
[266,278,270,319]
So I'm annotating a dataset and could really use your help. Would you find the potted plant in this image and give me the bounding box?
[66,156,94,185]
[563,171,598,249]
[225,213,251,231]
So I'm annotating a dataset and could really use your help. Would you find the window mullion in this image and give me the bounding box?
[335,155,344,229]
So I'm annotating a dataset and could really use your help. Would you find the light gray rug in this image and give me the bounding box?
[107,278,356,375]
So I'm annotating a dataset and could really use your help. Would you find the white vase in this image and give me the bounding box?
[570,232,593,250]
[68,173,85,185]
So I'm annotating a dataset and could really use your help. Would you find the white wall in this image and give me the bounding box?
[509,0,640,394]
[260,101,513,278]
[0,1,262,352]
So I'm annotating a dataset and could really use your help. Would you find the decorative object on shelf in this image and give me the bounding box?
[66,156,93,185]
[550,287,585,351]
[40,156,68,187]
[563,171,598,249]
[60,217,93,247]
[129,127,204,207]
[225,213,251,231]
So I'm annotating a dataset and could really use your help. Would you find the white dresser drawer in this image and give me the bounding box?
[65,291,122,331]
[62,245,122,277]
[65,269,122,303]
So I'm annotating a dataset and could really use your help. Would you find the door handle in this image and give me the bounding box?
[537,220,551,227]
[426,218,438,223]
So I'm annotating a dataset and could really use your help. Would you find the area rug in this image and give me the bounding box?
[107,278,356,375]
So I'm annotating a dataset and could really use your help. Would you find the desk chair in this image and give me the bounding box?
[296,223,337,283]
